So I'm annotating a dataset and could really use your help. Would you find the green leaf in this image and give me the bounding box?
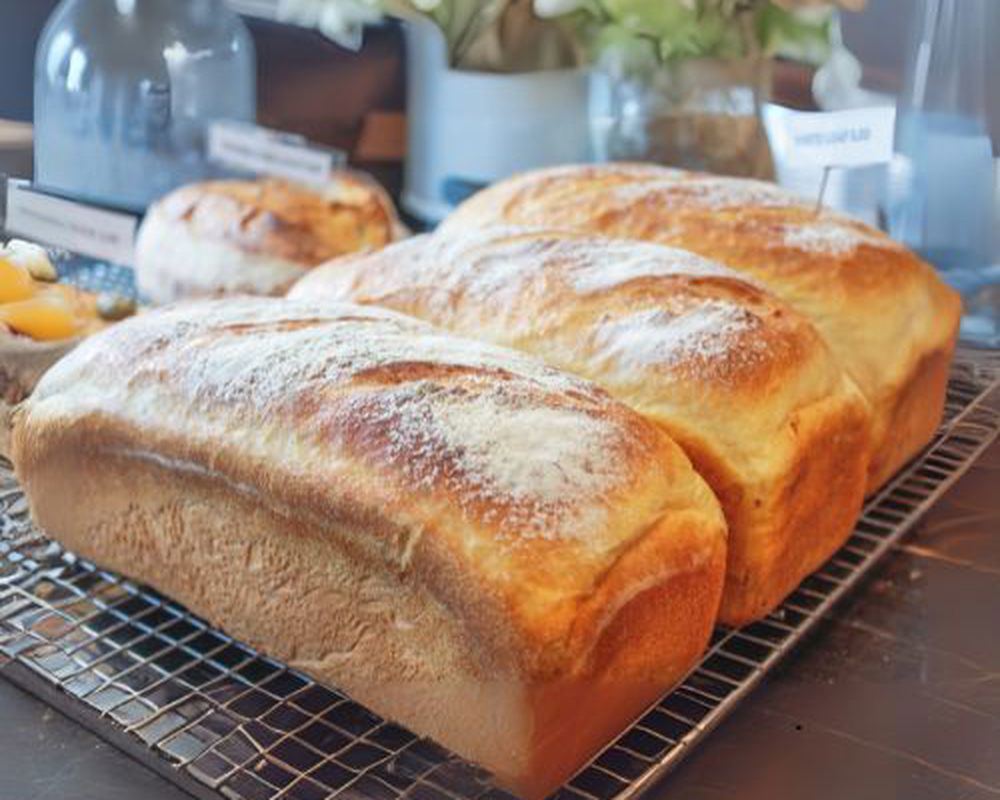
[593,22,659,74]
[586,0,761,62]
[755,3,833,62]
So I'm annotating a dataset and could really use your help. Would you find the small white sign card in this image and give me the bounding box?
[768,106,897,169]
[207,121,344,187]
[4,181,138,266]
[766,105,896,209]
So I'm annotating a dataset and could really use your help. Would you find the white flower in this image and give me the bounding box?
[276,0,385,50]
[532,0,583,18]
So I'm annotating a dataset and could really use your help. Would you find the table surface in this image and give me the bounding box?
[2,393,998,800]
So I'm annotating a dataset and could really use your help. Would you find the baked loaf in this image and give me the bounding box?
[11,297,726,799]
[291,227,871,624]
[134,173,399,304]
[444,164,962,492]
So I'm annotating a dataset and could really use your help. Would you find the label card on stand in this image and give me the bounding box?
[4,182,138,266]
[207,122,343,187]
[768,106,897,169]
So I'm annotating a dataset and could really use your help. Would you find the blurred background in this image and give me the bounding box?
[2,0,996,182]
[2,0,998,344]
[0,0,406,189]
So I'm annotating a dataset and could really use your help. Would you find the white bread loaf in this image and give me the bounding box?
[11,297,727,798]
[442,164,961,492]
[292,226,871,624]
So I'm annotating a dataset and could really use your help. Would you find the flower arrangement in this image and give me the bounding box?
[542,0,866,75]
[278,0,863,71]
[277,0,579,70]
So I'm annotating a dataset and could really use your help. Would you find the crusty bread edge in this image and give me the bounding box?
[719,384,869,625]
[641,374,870,626]
[865,333,958,493]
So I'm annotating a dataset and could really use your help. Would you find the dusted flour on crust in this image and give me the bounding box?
[782,220,902,255]
[33,298,666,548]
[591,301,764,374]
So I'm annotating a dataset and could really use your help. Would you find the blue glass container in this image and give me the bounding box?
[887,0,997,347]
[34,0,256,211]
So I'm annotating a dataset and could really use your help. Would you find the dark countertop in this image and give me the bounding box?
[2,405,998,800]
[655,429,1000,800]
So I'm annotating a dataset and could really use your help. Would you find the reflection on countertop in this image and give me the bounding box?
[653,385,1000,800]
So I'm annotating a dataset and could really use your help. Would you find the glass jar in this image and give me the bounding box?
[589,57,774,180]
[887,0,996,346]
[34,0,256,211]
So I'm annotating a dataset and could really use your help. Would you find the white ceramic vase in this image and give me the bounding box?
[402,20,590,226]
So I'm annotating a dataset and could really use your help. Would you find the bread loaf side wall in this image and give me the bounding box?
[12,402,726,799]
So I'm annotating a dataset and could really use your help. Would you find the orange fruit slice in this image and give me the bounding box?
[0,257,37,304]
[0,293,83,341]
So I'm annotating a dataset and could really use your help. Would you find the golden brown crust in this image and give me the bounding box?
[135,174,400,303]
[444,164,962,492]
[292,227,871,623]
[712,387,869,624]
[153,175,395,264]
[11,297,726,796]
[867,337,956,489]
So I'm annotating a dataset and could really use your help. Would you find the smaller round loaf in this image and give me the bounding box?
[134,174,399,304]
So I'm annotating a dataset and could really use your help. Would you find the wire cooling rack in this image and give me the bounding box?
[1,349,998,800]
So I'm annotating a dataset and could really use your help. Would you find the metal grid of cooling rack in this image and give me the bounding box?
[1,349,998,800]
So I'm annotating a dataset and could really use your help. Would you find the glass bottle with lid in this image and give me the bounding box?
[34,0,256,212]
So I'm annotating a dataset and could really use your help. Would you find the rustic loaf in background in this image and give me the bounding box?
[291,226,871,624]
[443,164,962,492]
[11,297,726,799]
[134,174,399,304]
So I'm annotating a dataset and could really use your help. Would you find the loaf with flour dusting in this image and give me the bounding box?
[134,174,399,304]
[11,297,726,799]
[291,226,871,624]
[443,164,962,492]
